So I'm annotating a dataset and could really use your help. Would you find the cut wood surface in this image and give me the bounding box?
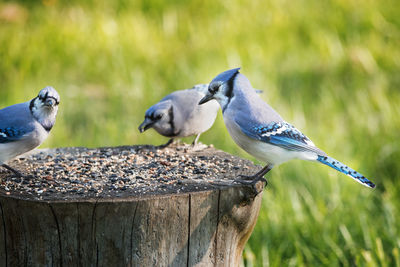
[0,144,265,266]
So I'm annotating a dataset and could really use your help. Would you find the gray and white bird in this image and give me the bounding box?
[199,68,375,189]
[0,86,60,177]
[138,84,220,148]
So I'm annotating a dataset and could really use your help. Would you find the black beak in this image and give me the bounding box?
[138,119,155,133]
[44,98,56,107]
[198,94,214,105]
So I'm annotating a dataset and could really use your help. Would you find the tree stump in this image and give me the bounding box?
[0,144,265,267]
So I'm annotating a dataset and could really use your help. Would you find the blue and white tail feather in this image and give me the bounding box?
[317,155,375,188]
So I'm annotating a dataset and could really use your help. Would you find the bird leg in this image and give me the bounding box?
[234,164,273,186]
[157,138,174,149]
[190,134,208,151]
[191,134,201,146]
[2,164,25,178]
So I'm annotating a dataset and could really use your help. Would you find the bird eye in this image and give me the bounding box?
[156,114,163,120]
[209,85,218,94]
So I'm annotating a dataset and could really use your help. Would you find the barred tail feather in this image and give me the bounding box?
[317,155,375,188]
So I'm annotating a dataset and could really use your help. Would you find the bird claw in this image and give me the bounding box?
[233,175,268,186]
[2,164,26,178]
[190,143,208,151]
[10,171,32,180]
[236,174,256,181]
[23,174,34,180]
[232,175,267,196]
[157,139,174,149]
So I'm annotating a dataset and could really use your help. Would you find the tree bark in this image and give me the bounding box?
[0,146,265,266]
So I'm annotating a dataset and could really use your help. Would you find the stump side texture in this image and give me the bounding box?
[0,145,265,266]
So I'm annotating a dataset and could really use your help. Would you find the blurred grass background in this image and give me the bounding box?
[0,0,399,265]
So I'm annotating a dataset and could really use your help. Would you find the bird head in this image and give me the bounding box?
[30,86,60,131]
[31,86,60,110]
[138,101,175,136]
[198,68,241,109]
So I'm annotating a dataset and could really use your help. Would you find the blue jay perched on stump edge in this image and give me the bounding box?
[0,86,60,177]
[199,68,375,189]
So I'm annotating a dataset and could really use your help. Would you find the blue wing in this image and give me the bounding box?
[0,127,30,143]
[238,120,322,154]
[0,102,36,143]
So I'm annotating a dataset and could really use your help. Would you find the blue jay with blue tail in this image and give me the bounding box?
[0,86,60,177]
[199,68,375,189]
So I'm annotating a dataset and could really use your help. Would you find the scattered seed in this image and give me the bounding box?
[0,144,260,201]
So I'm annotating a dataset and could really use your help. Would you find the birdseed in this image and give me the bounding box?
[0,144,260,201]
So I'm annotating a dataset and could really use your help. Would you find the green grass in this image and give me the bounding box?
[1,0,399,265]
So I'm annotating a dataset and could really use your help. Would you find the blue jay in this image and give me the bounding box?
[139,84,220,148]
[0,86,60,177]
[199,68,375,189]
